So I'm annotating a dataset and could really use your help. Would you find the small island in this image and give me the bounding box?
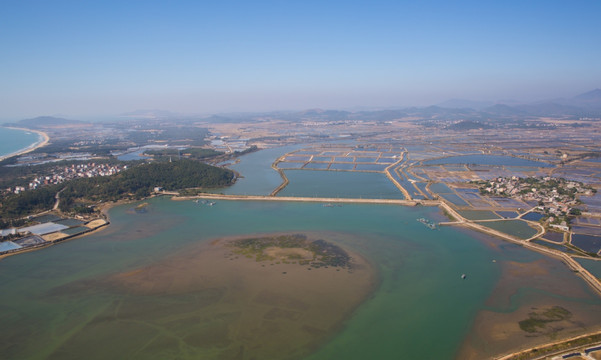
[227,234,352,270]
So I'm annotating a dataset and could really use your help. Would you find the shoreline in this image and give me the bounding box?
[0,127,50,161]
[494,330,601,360]
[0,219,109,261]
[2,192,601,358]
[4,191,601,296]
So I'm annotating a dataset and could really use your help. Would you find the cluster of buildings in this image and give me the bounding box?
[209,136,251,153]
[476,176,595,224]
[6,163,126,194]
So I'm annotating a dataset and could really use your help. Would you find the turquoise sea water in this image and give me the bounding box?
[0,198,498,359]
[1,147,600,359]
[1,198,600,359]
[212,145,304,195]
[0,126,41,158]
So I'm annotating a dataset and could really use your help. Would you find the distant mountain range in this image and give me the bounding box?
[4,116,89,129]
[120,109,181,119]
[438,89,601,117]
[436,99,495,110]
[114,90,601,124]
[7,90,601,128]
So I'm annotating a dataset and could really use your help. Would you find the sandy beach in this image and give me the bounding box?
[0,127,50,161]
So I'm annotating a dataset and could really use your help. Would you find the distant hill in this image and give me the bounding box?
[446,120,492,130]
[5,116,89,129]
[483,104,527,117]
[436,89,601,117]
[121,109,179,119]
[299,109,351,121]
[354,110,407,121]
[560,89,601,109]
[515,102,584,116]
[437,99,494,110]
[121,88,601,126]
[409,105,477,119]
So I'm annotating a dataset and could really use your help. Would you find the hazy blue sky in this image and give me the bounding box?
[1,0,600,119]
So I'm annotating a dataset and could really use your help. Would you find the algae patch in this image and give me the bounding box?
[519,306,573,334]
[227,234,352,269]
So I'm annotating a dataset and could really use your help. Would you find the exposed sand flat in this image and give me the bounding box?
[42,232,69,242]
[85,219,107,229]
[47,233,376,360]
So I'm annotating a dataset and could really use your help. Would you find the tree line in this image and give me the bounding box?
[0,160,235,222]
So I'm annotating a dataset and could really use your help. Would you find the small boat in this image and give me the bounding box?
[417,218,438,230]
[461,274,467,279]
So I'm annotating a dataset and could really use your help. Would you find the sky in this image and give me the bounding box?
[1,0,600,119]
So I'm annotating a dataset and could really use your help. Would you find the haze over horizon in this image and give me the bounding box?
[2,0,600,120]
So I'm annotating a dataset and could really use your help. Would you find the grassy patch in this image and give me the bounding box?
[519,306,572,334]
[228,234,351,269]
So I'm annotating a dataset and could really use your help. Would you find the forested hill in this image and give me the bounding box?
[59,160,235,209]
[0,160,235,220]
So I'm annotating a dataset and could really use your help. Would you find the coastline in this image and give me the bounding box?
[494,330,601,360]
[455,224,601,359]
[2,191,601,358]
[0,219,109,261]
[0,127,50,161]
[5,190,601,297]
[3,185,601,358]
[0,194,163,262]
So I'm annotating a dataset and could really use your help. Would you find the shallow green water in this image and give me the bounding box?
[2,197,600,359]
[1,146,600,359]
[480,219,538,239]
[577,258,601,279]
[278,170,404,199]
[220,145,304,195]
[0,198,497,359]
[459,210,501,220]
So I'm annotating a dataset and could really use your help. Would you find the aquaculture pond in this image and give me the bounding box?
[422,155,553,167]
[571,234,601,254]
[577,258,601,279]
[278,170,404,199]
[521,212,544,221]
[480,220,538,239]
[458,210,500,221]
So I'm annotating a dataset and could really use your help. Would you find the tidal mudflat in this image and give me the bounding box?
[457,230,601,359]
[1,197,601,359]
[41,232,375,360]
